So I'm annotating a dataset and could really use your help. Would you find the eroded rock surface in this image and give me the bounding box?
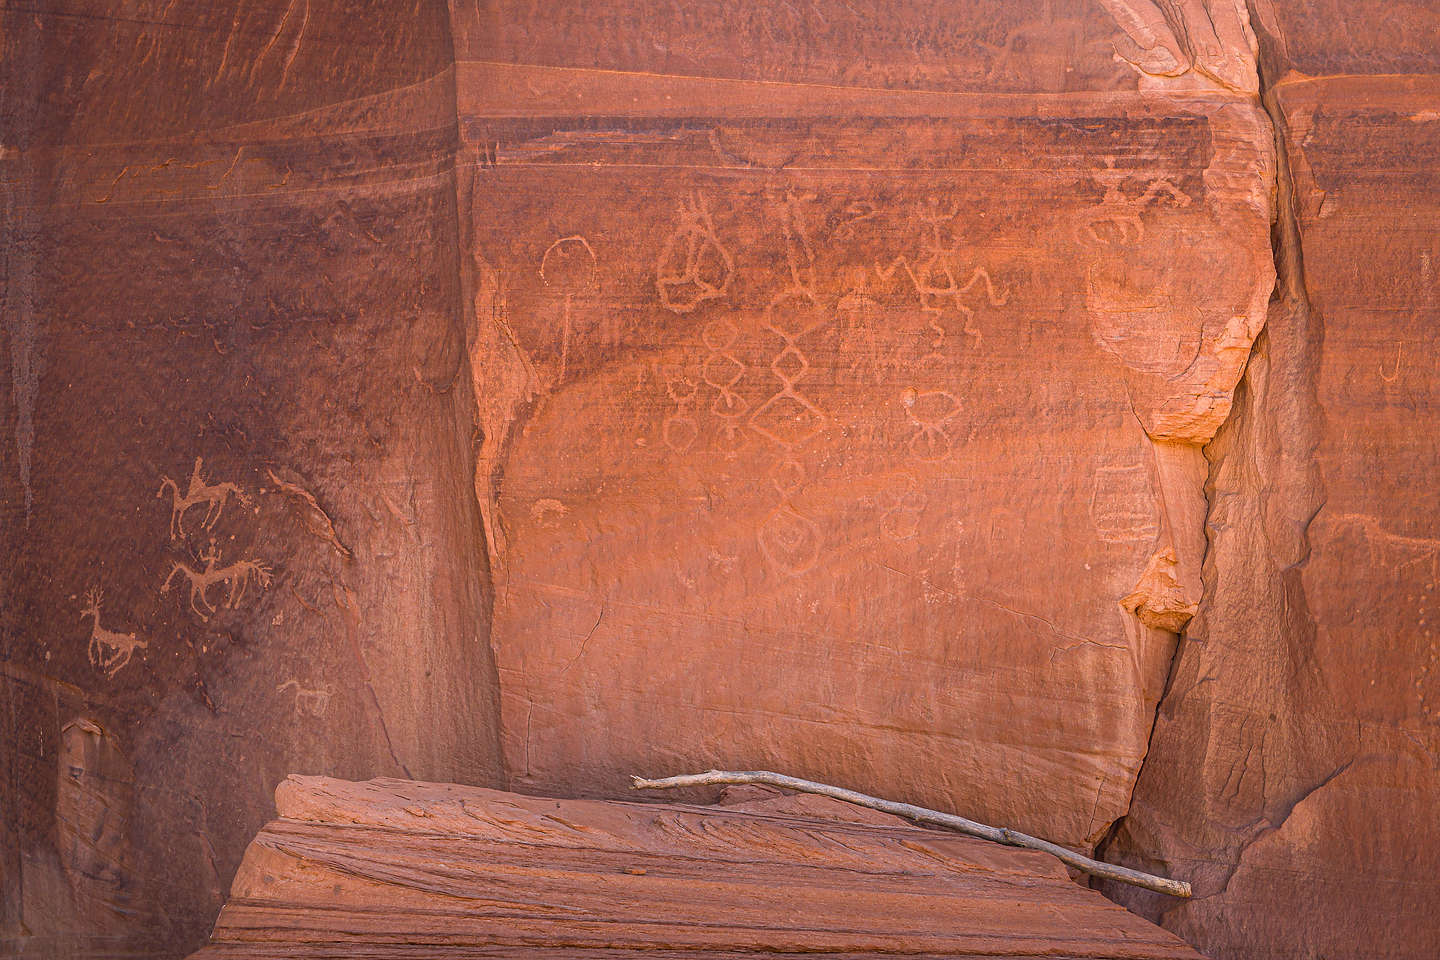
[1100,5,1440,958]
[3,3,1437,959]
[188,775,1206,958]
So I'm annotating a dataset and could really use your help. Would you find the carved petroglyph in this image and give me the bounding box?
[900,388,961,463]
[1080,160,1200,379]
[880,476,927,542]
[1080,158,1191,248]
[539,235,597,384]
[161,541,272,620]
[1332,514,1440,586]
[701,317,749,454]
[877,198,1009,356]
[983,3,1093,91]
[751,194,829,577]
[80,588,148,679]
[277,679,332,718]
[158,457,251,540]
[758,504,822,578]
[660,366,700,454]
[656,192,733,314]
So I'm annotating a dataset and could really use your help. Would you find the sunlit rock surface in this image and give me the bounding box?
[187,775,1206,958]
[1099,4,1440,957]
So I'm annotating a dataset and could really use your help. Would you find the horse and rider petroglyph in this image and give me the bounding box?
[157,457,251,540]
[161,540,272,620]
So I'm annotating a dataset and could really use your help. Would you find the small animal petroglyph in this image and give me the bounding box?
[158,457,251,540]
[655,192,734,314]
[80,588,148,678]
[277,679,332,718]
[161,541,272,620]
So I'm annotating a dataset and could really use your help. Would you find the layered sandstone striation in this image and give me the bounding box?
[188,775,1206,958]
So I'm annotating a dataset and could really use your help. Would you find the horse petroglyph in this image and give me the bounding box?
[161,541,272,620]
[158,457,251,540]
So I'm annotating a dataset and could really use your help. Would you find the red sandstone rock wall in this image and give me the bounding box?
[1,3,502,954]
[3,2,1438,959]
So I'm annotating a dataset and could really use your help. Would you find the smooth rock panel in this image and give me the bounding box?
[456,1,1274,851]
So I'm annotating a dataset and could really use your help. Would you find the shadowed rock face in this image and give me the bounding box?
[1,2,1436,959]
[1,2,502,954]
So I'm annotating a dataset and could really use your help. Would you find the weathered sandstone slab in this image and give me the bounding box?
[188,775,1207,958]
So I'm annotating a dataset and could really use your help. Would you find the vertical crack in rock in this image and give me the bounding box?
[1093,3,1334,951]
[1087,0,1278,855]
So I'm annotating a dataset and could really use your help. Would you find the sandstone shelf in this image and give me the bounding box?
[186,776,1205,959]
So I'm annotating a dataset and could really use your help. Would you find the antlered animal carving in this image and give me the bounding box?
[81,588,147,678]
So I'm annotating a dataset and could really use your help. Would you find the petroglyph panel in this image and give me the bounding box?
[467,97,1259,848]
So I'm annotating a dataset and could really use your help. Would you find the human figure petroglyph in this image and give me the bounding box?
[1080,157,1191,248]
[539,234,597,384]
[656,192,734,314]
[80,588,148,679]
[877,197,1009,354]
[158,457,251,540]
[161,541,272,620]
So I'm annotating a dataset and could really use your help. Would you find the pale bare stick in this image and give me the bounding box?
[630,769,1190,898]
